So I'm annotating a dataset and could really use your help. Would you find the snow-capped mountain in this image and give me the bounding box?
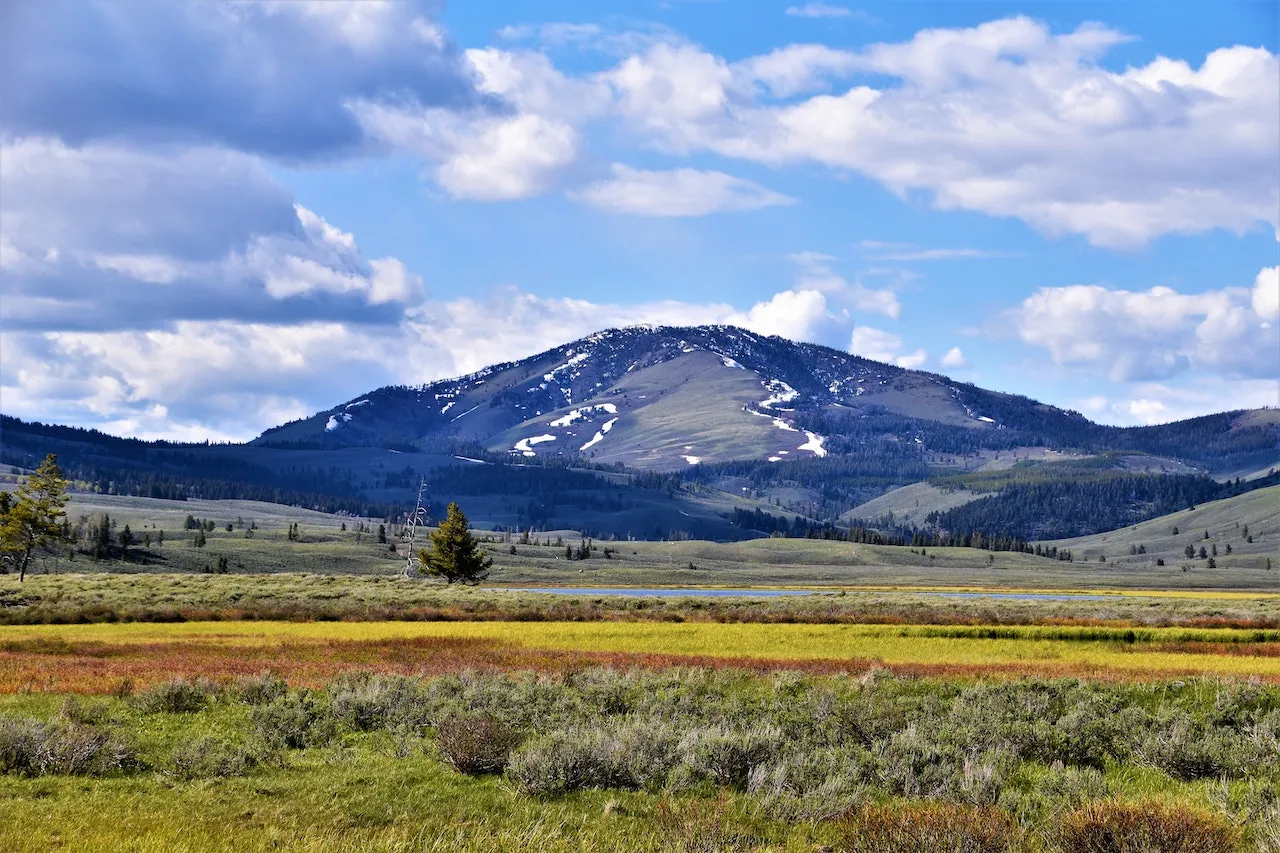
[255,325,1104,470]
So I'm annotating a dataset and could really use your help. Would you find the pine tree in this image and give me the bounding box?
[0,454,70,582]
[118,524,135,559]
[418,502,491,585]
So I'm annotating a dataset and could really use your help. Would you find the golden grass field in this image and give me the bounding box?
[5,619,1280,693]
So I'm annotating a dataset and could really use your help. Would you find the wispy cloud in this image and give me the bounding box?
[857,240,1020,261]
[786,3,854,19]
[571,164,795,217]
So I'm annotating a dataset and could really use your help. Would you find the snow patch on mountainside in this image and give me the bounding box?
[682,455,701,465]
[760,380,798,411]
[798,430,828,457]
[580,417,619,451]
[543,351,590,383]
[550,403,618,427]
[325,413,353,432]
[514,434,557,457]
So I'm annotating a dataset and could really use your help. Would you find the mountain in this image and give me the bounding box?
[257,324,1279,475]
[4,325,1277,543]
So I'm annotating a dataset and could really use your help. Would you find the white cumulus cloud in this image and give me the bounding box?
[1012,272,1279,381]
[849,326,926,368]
[587,18,1278,246]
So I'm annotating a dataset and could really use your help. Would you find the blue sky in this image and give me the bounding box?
[0,0,1276,441]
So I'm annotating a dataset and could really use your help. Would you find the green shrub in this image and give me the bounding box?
[505,717,680,796]
[169,736,272,779]
[0,717,138,776]
[233,672,288,706]
[1056,800,1240,853]
[56,696,112,726]
[330,673,428,732]
[1138,715,1262,780]
[251,691,338,750]
[746,748,870,820]
[828,681,928,747]
[672,724,785,791]
[435,712,523,775]
[133,678,216,714]
[835,803,1019,853]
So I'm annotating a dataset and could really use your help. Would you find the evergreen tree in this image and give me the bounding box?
[118,524,135,559]
[0,454,70,582]
[93,513,113,560]
[418,502,491,584]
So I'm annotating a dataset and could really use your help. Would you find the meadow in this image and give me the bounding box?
[6,570,1280,629]
[2,667,1278,851]
[3,493,1278,850]
[19,490,1276,591]
[5,619,1280,695]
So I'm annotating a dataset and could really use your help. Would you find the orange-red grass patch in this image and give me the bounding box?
[5,634,1276,694]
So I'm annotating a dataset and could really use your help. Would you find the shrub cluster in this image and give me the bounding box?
[1,669,1277,848]
[132,677,216,714]
[168,736,275,780]
[0,717,136,776]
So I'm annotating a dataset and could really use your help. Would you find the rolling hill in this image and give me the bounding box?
[1045,484,1280,569]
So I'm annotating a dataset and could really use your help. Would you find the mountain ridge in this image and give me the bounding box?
[254,324,1278,476]
[3,325,1276,543]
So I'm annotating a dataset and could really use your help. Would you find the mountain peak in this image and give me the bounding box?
[253,325,1278,476]
[256,324,1016,469]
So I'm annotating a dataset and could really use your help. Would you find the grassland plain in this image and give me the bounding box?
[2,669,1277,852]
[32,487,1277,586]
[5,572,1280,628]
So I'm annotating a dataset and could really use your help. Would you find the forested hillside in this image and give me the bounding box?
[924,471,1280,541]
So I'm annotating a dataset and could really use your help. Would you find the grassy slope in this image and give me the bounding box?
[1044,485,1280,568]
[579,352,787,469]
[843,482,981,526]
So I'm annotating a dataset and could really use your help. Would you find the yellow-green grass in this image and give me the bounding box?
[6,620,1280,682]
[0,748,717,853]
[0,743,1242,853]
